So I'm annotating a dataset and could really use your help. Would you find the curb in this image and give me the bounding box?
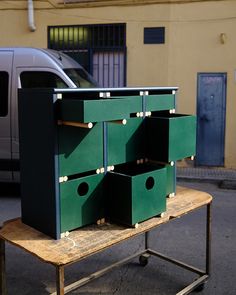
[177,176,236,189]
[219,180,236,190]
[177,176,222,184]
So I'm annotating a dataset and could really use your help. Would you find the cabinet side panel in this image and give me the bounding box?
[18,89,59,239]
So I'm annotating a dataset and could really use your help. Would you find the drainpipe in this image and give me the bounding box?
[28,0,36,32]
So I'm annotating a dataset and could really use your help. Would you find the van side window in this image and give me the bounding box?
[0,71,8,117]
[20,71,68,88]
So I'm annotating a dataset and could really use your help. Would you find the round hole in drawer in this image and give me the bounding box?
[77,182,89,197]
[145,177,155,190]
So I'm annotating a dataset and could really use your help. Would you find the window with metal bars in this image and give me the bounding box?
[48,24,126,87]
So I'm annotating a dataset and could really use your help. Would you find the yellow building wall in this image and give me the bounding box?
[0,0,235,167]
[0,2,171,85]
[168,1,236,168]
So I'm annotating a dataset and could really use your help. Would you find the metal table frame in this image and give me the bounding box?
[0,202,211,295]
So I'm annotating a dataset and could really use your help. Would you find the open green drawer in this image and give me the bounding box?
[59,96,142,123]
[58,123,103,176]
[146,114,196,162]
[145,94,175,112]
[60,173,105,233]
[166,163,176,196]
[106,163,166,226]
[107,118,145,166]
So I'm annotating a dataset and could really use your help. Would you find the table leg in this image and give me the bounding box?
[56,265,64,295]
[206,202,212,275]
[145,231,150,249]
[0,238,6,295]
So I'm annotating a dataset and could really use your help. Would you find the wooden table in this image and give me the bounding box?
[0,186,212,295]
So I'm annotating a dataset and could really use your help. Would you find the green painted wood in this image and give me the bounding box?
[132,166,166,224]
[60,174,105,232]
[58,123,103,176]
[145,94,175,112]
[111,95,142,113]
[107,118,145,166]
[19,88,196,240]
[107,164,166,226]
[166,164,176,195]
[168,115,196,161]
[59,96,142,123]
[146,115,196,162]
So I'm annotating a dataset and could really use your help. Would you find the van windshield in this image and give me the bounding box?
[64,68,98,88]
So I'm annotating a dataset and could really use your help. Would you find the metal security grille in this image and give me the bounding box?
[48,24,126,87]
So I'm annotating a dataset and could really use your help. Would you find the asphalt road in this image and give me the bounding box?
[0,181,235,295]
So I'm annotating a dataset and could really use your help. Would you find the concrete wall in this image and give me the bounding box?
[0,0,235,167]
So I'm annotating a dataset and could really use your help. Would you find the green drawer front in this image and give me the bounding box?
[131,166,166,224]
[107,164,166,226]
[58,123,103,176]
[145,94,175,112]
[107,118,145,166]
[60,96,142,123]
[146,114,196,162]
[168,115,196,161]
[111,95,143,113]
[166,164,176,195]
[60,173,105,232]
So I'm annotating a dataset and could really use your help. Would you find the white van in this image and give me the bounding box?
[0,47,97,183]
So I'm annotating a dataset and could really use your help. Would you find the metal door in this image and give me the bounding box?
[196,73,226,166]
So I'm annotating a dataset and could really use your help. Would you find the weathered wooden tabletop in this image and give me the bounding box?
[0,186,212,266]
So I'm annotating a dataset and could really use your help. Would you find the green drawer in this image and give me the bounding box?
[58,122,103,176]
[146,114,196,162]
[166,164,176,196]
[60,173,105,233]
[107,163,166,226]
[107,118,145,166]
[59,96,142,123]
[145,94,175,112]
